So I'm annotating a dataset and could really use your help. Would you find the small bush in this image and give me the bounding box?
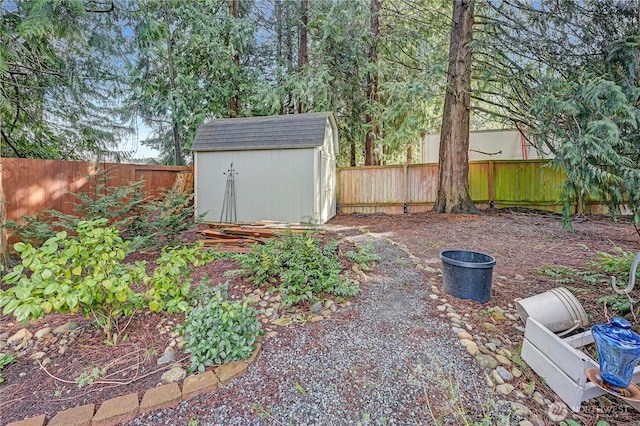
[0,219,147,341]
[5,170,147,247]
[345,242,380,271]
[0,219,215,344]
[54,170,147,235]
[180,283,261,372]
[233,231,359,306]
[147,244,216,313]
[4,213,58,247]
[129,189,203,251]
[6,169,199,251]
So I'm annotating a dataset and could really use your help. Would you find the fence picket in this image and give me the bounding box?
[337,160,605,215]
[2,158,190,223]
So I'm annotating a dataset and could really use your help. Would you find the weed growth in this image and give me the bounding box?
[534,247,640,318]
[75,366,108,388]
[345,242,380,271]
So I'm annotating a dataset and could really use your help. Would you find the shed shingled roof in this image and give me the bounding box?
[192,112,333,152]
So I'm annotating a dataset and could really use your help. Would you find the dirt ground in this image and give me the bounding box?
[1,209,639,425]
[333,209,639,321]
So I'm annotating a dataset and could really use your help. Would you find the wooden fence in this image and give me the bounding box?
[337,160,607,215]
[2,158,191,222]
[2,158,609,225]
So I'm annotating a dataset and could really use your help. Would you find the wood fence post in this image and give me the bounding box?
[403,164,408,213]
[336,168,341,213]
[488,160,495,204]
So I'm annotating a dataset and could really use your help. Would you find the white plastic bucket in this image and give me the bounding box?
[516,287,588,336]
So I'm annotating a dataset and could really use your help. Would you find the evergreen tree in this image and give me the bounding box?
[127,0,257,165]
[0,0,133,160]
[474,0,640,226]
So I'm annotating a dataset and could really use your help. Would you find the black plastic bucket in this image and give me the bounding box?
[440,250,496,303]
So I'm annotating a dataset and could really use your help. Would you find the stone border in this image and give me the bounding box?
[5,234,564,426]
[386,238,574,425]
[6,341,262,426]
[2,238,359,426]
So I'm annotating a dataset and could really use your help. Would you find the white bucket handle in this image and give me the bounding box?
[555,320,581,337]
[611,251,640,295]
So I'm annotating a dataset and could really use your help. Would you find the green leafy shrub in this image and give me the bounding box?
[5,170,147,246]
[180,283,261,372]
[0,219,147,341]
[53,170,147,235]
[147,244,216,313]
[128,189,202,250]
[4,213,58,247]
[345,242,380,271]
[0,219,214,344]
[0,352,16,384]
[233,231,359,306]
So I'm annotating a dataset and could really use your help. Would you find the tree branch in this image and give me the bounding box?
[84,1,114,13]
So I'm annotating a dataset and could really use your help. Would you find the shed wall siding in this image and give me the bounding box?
[195,149,316,223]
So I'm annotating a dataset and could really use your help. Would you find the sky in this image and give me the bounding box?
[122,119,160,159]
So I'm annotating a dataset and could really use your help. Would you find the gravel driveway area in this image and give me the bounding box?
[128,233,509,425]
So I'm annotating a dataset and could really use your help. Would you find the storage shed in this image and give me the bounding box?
[192,112,338,224]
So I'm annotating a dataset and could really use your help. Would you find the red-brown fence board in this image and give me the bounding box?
[2,158,190,223]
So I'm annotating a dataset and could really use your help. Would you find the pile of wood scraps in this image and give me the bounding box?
[199,221,319,253]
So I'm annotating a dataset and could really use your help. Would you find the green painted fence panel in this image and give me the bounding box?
[337,160,613,215]
[469,162,490,201]
[493,160,565,205]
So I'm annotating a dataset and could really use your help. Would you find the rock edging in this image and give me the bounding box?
[6,341,262,426]
[388,238,572,425]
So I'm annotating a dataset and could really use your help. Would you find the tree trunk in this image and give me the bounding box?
[433,0,479,214]
[364,0,381,166]
[164,7,182,166]
[167,39,182,165]
[297,0,308,113]
[350,139,356,166]
[229,0,241,118]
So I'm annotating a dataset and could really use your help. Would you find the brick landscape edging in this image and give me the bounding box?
[6,342,262,426]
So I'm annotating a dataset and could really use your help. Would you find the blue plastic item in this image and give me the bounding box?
[440,250,496,304]
[592,317,640,389]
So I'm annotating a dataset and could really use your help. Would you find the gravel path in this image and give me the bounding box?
[129,234,509,425]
